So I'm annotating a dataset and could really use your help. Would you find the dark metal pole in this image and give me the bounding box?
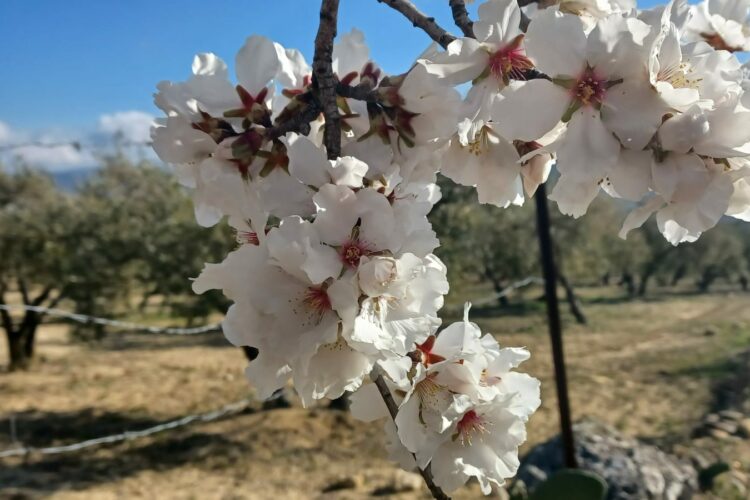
[533,184,578,469]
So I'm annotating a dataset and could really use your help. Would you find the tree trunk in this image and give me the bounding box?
[671,264,687,286]
[483,267,509,308]
[6,330,29,371]
[559,274,587,325]
[638,270,653,296]
[4,311,40,370]
[697,268,718,293]
[620,271,636,297]
[23,317,39,358]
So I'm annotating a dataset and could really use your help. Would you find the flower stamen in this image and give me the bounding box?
[455,410,491,446]
[487,35,534,85]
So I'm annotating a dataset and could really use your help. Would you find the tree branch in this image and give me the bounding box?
[313,0,342,160]
[266,101,322,141]
[336,81,379,102]
[0,285,15,335]
[376,0,457,49]
[17,278,30,305]
[448,0,474,38]
[372,371,451,500]
[32,286,53,307]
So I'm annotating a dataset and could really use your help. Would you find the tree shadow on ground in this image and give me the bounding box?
[441,299,547,323]
[0,408,252,495]
[87,330,232,352]
[586,288,747,306]
[0,408,164,447]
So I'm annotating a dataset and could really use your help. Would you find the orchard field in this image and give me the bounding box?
[2,286,749,499]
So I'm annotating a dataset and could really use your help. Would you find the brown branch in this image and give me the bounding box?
[17,278,30,305]
[448,0,474,38]
[372,372,451,500]
[313,0,342,160]
[0,284,15,335]
[47,291,66,310]
[376,0,457,49]
[336,81,379,102]
[31,286,53,307]
[266,101,322,141]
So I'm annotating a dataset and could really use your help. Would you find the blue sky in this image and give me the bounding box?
[0,1,476,129]
[0,0,684,169]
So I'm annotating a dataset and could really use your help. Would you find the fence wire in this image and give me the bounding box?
[0,304,221,335]
[442,277,543,313]
[0,277,541,460]
[2,277,541,333]
[0,399,251,459]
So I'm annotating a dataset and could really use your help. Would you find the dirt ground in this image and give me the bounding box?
[1,286,749,499]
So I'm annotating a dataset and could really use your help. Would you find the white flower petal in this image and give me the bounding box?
[526,9,587,77]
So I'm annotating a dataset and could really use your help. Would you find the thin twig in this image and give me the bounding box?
[448,0,474,38]
[376,0,457,49]
[313,0,342,160]
[372,372,451,500]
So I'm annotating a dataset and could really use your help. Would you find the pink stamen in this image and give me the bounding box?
[238,231,259,246]
[303,286,332,314]
[456,410,488,446]
[340,239,371,268]
[488,35,534,84]
[572,67,607,106]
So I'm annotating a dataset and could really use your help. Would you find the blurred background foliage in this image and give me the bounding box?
[0,157,231,368]
[2,157,750,368]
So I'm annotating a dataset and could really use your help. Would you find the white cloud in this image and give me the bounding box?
[0,110,158,171]
[98,110,155,143]
[9,144,96,170]
[0,121,12,144]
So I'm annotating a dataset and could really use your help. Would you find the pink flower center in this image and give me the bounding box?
[572,68,607,106]
[456,410,489,446]
[487,35,534,84]
[237,230,259,246]
[340,239,371,268]
[303,286,332,314]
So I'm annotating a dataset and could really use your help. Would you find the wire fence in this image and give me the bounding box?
[0,398,252,459]
[0,304,221,335]
[0,277,541,461]
[1,276,541,334]
[442,277,543,313]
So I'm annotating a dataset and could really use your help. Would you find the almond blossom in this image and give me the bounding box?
[513,9,670,216]
[349,306,540,495]
[422,0,533,118]
[153,0,750,495]
[685,0,750,52]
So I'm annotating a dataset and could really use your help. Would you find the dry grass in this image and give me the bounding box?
[1,287,749,499]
